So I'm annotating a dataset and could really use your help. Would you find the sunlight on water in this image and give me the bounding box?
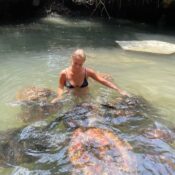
[0,16,175,132]
[42,15,103,28]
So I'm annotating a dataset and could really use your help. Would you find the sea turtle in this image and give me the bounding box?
[1,96,175,174]
[68,127,136,175]
[144,122,175,143]
[15,86,60,121]
[16,86,56,102]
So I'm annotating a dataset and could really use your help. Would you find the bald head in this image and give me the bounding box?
[71,49,86,62]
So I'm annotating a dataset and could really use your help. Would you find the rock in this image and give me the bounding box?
[116,40,175,54]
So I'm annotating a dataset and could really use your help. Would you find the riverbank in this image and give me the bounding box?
[0,0,175,27]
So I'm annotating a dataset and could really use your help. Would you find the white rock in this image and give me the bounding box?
[116,40,175,54]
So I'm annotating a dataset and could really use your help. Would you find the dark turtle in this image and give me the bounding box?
[143,121,175,143]
[0,120,67,167]
[0,127,31,167]
[101,96,153,116]
[1,96,175,175]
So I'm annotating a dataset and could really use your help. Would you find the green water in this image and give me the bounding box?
[0,15,175,175]
[0,16,175,133]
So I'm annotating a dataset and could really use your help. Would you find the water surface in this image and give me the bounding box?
[0,16,175,175]
[0,16,175,130]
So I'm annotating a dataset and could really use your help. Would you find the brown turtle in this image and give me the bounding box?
[16,86,59,121]
[16,86,56,101]
[68,127,136,175]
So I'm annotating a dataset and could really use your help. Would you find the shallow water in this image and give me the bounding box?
[0,16,175,175]
[0,16,175,130]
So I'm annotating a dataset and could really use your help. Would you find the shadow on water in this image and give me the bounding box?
[0,16,161,54]
[0,94,175,175]
[1,15,175,56]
